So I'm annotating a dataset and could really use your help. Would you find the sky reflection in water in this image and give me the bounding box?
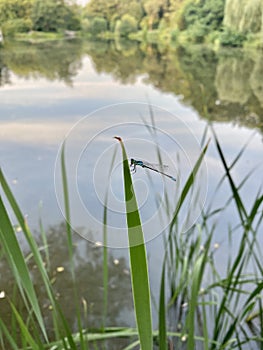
[0,40,262,333]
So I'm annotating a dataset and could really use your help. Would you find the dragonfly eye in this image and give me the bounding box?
[130,158,134,165]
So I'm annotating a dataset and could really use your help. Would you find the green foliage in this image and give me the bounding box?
[0,0,260,46]
[0,0,81,35]
[0,0,33,25]
[31,0,81,32]
[178,0,225,40]
[146,29,160,43]
[0,0,32,19]
[186,22,208,43]
[63,4,82,31]
[2,18,32,37]
[84,0,118,24]
[217,28,247,46]
[128,1,144,22]
[89,17,107,36]
[143,0,169,30]
[224,0,263,34]
[85,0,143,24]
[115,14,138,37]
[82,0,236,43]
[170,28,179,41]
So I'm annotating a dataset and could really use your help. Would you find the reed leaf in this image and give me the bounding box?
[169,139,210,231]
[0,168,77,348]
[158,262,167,350]
[0,194,48,342]
[114,136,153,350]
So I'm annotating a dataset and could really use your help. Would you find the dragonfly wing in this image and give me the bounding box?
[139,160,176,182]
[140,160,169,171]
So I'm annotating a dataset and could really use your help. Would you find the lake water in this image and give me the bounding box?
[0,39,262,346]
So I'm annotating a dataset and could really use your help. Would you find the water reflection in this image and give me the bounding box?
[0,222,133,341]
[0,38,262,349]
[1,39,263,133]
[0,39,83,86]
[83,41,263,133]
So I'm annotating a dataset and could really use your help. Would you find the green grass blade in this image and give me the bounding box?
[0,168,27,228]
[61,142,74,272]
[102,146,117,331]
[114,136,153,350]
[211,127,247,223]
[0,168,78,347]
[228,132,256,172]
[159,262,167,350]
[102,198,109,332]
[9,302,43,350]
[0,195,48,342]
[38,202,50,272]
[60,143,86,349]
[0,318,20,350]
[169,140,210,231]
[186,234,212,350]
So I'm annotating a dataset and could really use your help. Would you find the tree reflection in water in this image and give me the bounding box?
[0,38,262,132]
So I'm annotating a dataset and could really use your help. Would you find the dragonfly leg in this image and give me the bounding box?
[130,164,136,173]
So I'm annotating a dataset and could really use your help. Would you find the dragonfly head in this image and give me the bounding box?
[130,158,135,165]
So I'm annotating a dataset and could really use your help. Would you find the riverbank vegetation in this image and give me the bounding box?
[0,0,262,48]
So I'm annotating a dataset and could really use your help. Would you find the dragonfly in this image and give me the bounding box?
[130,158,176,182]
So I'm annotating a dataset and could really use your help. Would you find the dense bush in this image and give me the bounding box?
[115,14,137,37]
[186,23,208,43]
[0,0,33,24]
[31,0,81,32]
[2,18,32,37]
[179,0,225,32]
[89,17,107,36]
[217,28,247,47]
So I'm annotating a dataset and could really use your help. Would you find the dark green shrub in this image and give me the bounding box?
[89,17,107,36]
[32,0,81,32]
[115,14,137,37]
[2,18,32,37]
[187,23,208,43]
[218,28,247,47]
[180,0,225,32]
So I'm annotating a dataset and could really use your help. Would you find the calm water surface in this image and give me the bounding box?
[0,39,262,344]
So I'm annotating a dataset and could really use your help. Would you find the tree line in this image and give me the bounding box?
[0,0,81,36]
[83,0,262,46]
[0,0,262,47]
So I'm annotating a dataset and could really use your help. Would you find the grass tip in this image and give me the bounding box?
[113,136,122,142]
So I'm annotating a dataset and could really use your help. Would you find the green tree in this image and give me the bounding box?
[63,4,82,31]
[0,0,33,26]
[2,18,32,36]
[127,1,144,22]
[0,0,34,36]
[224,0,262,33]
[31,0,81,32]
[89,17,107,36]
[175,0,225,42]
[143,0,168,29]
[115,14,137,37]
[84,0,143,31]
[84,0,118,23]
[180,0,225,30]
